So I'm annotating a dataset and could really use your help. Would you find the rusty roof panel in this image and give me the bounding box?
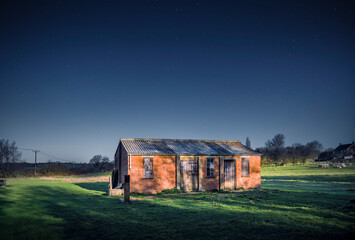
[120,138,260,156]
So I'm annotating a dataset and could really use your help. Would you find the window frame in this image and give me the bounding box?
[206,157,215,178]
[241,157,250,177]
[180,161,198,175]
[143,157,154,179]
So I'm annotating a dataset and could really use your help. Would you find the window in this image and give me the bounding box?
[242,158,250,177]
[207,158,215,177]
[180,161,197,175]
[191,162,198,173]
[143,157,153,178]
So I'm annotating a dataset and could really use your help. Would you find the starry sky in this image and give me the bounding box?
[0,1,354,162]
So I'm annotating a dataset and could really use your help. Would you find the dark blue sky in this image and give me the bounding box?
[1,1,354,162]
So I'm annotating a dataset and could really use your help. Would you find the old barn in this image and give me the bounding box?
[113,138,261,194]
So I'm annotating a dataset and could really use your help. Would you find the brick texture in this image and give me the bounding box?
[200,156,219,191]
[128,155,176,194]
[118,154,261,193]
[236,155,261,189]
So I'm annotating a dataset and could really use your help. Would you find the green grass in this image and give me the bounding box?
[0,165,354,240]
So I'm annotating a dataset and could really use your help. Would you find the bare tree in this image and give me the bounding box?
[306,141,323,160]
[264,134,285,165]
[89,155,110,172]
[10,141,21,173]
[0,139,22,175]
[258,134,324,166]
[2,139,11,172]
[0,140,3,170]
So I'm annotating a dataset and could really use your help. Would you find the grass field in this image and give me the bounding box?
[0,165,354,240]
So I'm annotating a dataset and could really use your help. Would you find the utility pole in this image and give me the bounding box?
[33,150,40,176]
[19,148,40,176]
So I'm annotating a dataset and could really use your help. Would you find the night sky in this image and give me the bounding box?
[1,1,354,162]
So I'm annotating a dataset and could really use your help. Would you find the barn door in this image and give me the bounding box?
[224,160,236,190]
[180,160,198,191]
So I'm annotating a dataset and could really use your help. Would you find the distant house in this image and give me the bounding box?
[316,151,333,162]
[334,142,355,159]
[113,138,261,194]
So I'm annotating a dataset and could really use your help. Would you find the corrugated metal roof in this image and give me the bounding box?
[120,138,260,156]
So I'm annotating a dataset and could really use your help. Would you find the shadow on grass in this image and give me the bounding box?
[0,186,14,215]
[1,181,354,240]
[75,182,109,193]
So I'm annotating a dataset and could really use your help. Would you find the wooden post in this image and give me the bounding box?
[124,175,130,203]
[109,176,112,196]
[0,180,6,187]
[198,156,203,191]
[176,155,181,189]
[219,157,224,190]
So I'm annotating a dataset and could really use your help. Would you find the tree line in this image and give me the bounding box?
[255,134,323,166]
[0,138,113,177]
[1,135,324,176]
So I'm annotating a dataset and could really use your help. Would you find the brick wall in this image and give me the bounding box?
[200,156,219,191]
[236,155,261,189]
[119,154,261,193]
[128,155,176,194]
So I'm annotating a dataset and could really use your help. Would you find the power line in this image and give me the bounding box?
[19,148,35,151]
[40,151,73,162]
[19,148,39,176]
[20,148,75,163]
